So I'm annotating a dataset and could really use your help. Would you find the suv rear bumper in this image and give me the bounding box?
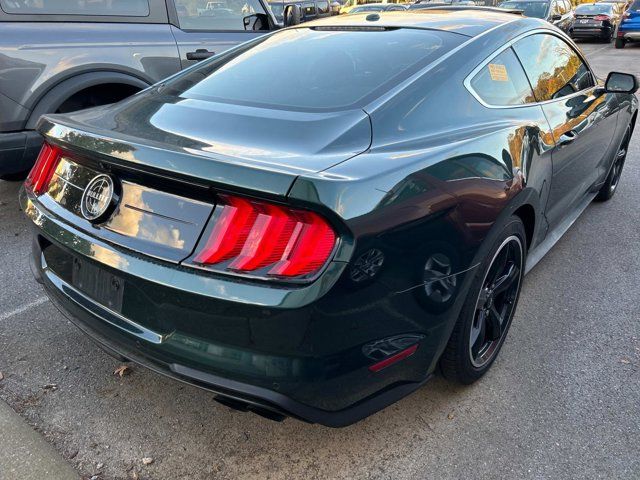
[619,31,640,40]
[0,130,42,176]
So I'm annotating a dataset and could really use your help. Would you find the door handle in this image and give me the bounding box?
[558,130,578,146]
[186,49,216,61]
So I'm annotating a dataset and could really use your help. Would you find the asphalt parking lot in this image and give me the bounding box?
[1,42,639,480]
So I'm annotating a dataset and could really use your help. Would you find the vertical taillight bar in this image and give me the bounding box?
[25,143,62,196]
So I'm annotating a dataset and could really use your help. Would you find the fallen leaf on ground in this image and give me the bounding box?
[130,471,139,480]
[620,358,631,364]
[142,457,154,465]
[0,372,4,381]
[447,412,455,420]
[113,365,131,377]
[43,383,58,390]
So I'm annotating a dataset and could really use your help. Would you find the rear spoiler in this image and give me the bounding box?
[37,115,298,197]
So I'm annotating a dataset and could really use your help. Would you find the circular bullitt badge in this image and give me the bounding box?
[80,174,118,222]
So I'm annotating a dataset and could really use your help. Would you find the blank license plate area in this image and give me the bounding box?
[71,257,124,311]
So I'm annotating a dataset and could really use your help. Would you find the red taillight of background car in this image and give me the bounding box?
[25,143,62,196]
[594,14,611,21]
[193,194,337,278]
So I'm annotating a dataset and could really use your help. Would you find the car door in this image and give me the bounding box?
[168,0,275,68]
[513,33,620,228]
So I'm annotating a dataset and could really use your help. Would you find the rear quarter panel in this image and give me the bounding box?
[288,21,556,371]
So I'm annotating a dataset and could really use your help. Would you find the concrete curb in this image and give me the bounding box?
[0,399,79,480]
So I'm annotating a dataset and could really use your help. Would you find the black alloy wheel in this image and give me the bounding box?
[440,216,526,384]
[596,124,631,201]
[469,235,523,368]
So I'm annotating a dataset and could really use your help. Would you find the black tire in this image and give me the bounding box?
[440,216,526,385]
[615,38,625,49]
[595,124,631,202]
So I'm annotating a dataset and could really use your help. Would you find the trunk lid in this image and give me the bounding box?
[36,92,369,265]
[41,91,372,191]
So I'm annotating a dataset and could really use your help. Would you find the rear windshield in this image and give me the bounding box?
[161,27,465,111]
[575,3,614,14]
[498,1,549,18]
[0,0,149,16]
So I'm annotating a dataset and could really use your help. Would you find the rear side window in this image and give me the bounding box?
[469,48,535,106]
[0,0,149,16]
[513,33,594,102]
[163,27,466,110]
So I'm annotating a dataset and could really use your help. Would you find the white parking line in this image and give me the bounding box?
[0,297,48,322]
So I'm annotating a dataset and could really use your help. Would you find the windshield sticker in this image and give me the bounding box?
[488,63,509,82]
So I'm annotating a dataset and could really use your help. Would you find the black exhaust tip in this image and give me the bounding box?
[214,395,286,422]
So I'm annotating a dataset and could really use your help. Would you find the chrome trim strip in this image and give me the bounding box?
[364,19,521,113]
[463,28,598,110]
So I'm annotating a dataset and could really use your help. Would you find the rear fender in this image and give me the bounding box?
[26,72,150,129]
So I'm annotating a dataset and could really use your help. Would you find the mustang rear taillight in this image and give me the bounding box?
[193,195,336,279]
[25,143,62,195]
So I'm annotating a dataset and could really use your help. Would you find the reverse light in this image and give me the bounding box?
[193,195,337,279]
[25,143,62,195]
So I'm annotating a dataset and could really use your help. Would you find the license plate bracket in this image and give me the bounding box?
[71,257,125,311]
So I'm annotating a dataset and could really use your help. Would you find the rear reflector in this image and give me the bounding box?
[193,194,336,279]
[368,344,419,373]
[25,143,62,196]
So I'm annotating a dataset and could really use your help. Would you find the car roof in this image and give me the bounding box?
[300,8,522,37]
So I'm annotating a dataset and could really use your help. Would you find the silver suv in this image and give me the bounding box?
[0,0,307,179]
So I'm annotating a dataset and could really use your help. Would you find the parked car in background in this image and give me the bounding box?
[0,0,309,181]
[268,0,334,22]
[497,0,574,31]
[409,0,477,8]
[339,0,406,14]
[349,2,407,10]
[20,11,638,427]
[616,0,640,47]
[597,0,632,11]
[570,2,621,41]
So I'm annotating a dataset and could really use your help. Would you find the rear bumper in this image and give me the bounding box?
[570,25,613,37]
[22,189,442,427]
[619,30,640,40]
[0,130,42,176]
[37,260,431,427]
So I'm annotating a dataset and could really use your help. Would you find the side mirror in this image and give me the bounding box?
[551,13,562,21]
[605,71,639,94]
[284,4,302,26]
[242,13,271,30]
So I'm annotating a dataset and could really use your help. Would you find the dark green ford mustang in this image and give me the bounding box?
[20,9,637,426]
